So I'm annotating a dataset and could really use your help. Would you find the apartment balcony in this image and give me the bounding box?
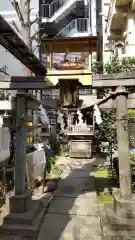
[132,0,135,9]
[105,0,128,41]
[40,0,83,23]
[115,0,135,10]
[115,0,131,8]
[55,18,90,38]
[107,33,123,41]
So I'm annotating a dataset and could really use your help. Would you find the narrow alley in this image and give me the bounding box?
[37,155,129,240]
[38,157,103,240]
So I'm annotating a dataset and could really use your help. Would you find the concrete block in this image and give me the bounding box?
[70,140,92,158]
[0,201,46,238]
[4,200,41,226]
[9,190,32,214]
[114,193,135,219]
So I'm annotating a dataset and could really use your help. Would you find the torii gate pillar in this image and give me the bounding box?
[9,93,32,213]
[114,86,133,218]
[0,88,45,238]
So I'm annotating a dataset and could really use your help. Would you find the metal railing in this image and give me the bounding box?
[41,0,69,18]
[65,124,94,134]
[55,18,89,38]
[41,4,50,18]
[105,0,116,33]
[50,0,68,17]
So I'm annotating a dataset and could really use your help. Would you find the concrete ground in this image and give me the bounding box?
[37,157,104,240]
[37,156,135,240]
[1,156,135,239]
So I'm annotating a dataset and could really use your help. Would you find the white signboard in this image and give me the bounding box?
[0,124,10,163]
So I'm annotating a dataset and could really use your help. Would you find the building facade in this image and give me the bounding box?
[103,0,135,63]
[39,0,104,73]
[39,0,101,106]
[0,0,103,75]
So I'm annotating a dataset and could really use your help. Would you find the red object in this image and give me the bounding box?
[55,63,85,70]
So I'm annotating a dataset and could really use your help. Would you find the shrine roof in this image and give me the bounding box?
[42,36,99,53]
[0,14,46,76]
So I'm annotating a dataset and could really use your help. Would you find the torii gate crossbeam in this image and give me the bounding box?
[93,72,135,88]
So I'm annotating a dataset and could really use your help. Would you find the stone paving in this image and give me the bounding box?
[37,156,135,240]
[1,156,135,239]
[37,157,103,240]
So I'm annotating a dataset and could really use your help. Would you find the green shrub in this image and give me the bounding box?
[48,135,61,154]
[46,156,56,174]
[130,153,135,191]
[128,110,135,148]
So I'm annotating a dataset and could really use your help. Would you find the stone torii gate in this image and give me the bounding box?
[82,72,135,219]
[0,75,49,238]
[1,72,135,238]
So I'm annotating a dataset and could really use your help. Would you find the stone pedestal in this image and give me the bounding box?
[0,198,45,238]
[0,94,46,239]
[9,190,32,214]
[0,188,45,238]
[99,202,135,234]
[70,140,92,158]
[114,193,135,219]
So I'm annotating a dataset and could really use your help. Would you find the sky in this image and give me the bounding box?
[0,0,39,12]
[0,0,14,11]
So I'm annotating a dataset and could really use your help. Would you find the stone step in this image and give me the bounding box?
[0,201,46,238]
[105,203,135,230]
[3,200,41,226]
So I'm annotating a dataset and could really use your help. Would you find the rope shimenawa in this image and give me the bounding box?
[81,88,128,111]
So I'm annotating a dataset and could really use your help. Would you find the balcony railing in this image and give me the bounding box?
[50,0,68,17]
[105,0,116,33]
[41,0,69,18]
[41,4,50,18]
[55,18,89,38]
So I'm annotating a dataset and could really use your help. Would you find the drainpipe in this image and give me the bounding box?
[96,0,103,64]
[88,0,92,34]
[39,0,42,62]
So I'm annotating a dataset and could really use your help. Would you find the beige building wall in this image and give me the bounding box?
[103,0,135,63]
[126,12,135,57]
[102,0,112,65]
